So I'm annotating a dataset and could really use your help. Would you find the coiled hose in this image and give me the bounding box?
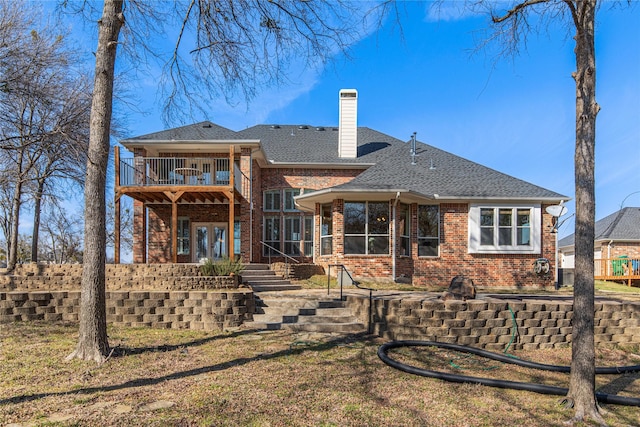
[378,340,640,407]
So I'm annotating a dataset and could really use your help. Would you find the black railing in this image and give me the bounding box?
[327,264,375,334]
[259,241,300,279]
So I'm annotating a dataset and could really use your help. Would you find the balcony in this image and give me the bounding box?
[115,153,250,204]
[119,157,231,187]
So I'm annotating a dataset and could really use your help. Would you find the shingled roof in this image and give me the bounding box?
[236,125,402,165]
[559,207,640,248]
[120,120,566,202]
[121,121,238,143]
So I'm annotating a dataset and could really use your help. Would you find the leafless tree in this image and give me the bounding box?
[0,1,90,271]
[65,0,380,363]
[39,204,84,264]
[457,0,625,423]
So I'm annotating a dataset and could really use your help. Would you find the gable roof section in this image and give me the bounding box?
[558,207,640,248]
[121,121,239,144]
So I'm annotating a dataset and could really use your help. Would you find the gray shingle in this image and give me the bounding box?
[558,207,640,247]
[122,121,238,142]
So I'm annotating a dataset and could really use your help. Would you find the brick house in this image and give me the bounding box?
[114,89,567,288]
[558,207,640,285]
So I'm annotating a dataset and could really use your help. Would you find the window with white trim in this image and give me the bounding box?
[344,201,389,255]
[418,205,439,257]
[469,204,540,253]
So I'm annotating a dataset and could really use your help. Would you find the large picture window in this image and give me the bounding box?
[470,205,540,253]
[418,205,439,257]
[344,201,389,255]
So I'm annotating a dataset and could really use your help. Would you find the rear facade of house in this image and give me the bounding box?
[115,89,567,288]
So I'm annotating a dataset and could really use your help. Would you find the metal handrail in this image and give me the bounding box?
[259,241,300,279]
[327,264,375,334]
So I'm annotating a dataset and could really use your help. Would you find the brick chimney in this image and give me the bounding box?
[338,89,358,158]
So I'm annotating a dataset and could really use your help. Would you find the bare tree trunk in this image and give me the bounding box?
[31,179,44,263]
[7,150,24,271]
[567,0,602,423]
[66,0,124,364]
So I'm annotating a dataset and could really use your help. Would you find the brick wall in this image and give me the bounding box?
[0,290,254,330]
[316,202,557,289]
[346,294,640,350]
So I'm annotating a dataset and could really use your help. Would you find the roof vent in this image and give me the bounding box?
[270,125,280,129]
[203,123,212,128]
[298,125,309,129]
[315,127,325,131]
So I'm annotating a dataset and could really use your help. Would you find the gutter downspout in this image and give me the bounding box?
[392,192,400,281]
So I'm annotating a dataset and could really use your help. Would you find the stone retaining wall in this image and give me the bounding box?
[0,264,238,291]
[346,294,640,351]
[0,290,254,331]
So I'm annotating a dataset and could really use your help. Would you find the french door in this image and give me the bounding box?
[192,222,227,262]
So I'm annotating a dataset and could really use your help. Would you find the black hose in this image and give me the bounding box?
[378,340,640,407]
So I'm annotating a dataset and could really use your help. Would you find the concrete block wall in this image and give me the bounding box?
[0,264,239,291]
[346,294,640,350]
[0,290,254,331]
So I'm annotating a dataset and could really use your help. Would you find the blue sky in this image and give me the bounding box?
[28,1,635,244]
[113,1,640,239]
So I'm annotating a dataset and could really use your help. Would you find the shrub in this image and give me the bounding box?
[200,257,245,276]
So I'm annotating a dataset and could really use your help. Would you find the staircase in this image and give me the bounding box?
[242,263,301,292]
[244,292,367,333]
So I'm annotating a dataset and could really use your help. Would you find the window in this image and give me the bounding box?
[418,205,439,257]
[469,205,540,253]
[263,216,280,256]
[284,217,301,255]
[234,220,241,256]
[320,204,333,256]
[344,201,389,255]
[264,190,281,212]
[304,216,314,256]
[398,203,410,256]
[177,218,190,255]
[284,189,300,211]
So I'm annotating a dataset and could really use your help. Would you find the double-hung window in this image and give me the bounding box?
[469,204,540,253]
[417,205,439,257]
[344,201,389,255]
[264,190,280,212]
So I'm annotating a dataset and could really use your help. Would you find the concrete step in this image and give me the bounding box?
[245,293,366,334]
[242,264,301,292]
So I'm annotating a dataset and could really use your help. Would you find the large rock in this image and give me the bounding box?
[442,275,476,301]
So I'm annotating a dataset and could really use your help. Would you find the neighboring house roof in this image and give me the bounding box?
[558,207,640,248]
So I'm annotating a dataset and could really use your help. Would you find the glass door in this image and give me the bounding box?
[192,223,227,262]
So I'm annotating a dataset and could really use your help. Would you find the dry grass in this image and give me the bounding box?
[1,322,639,427]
